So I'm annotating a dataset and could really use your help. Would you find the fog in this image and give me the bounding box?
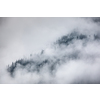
[0,17,100,83]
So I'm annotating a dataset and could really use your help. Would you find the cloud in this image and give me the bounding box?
[0,17,100,83]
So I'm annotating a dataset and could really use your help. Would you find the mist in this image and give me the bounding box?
[0,17,100,83]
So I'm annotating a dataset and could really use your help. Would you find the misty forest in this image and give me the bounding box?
[0,17,100,83]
